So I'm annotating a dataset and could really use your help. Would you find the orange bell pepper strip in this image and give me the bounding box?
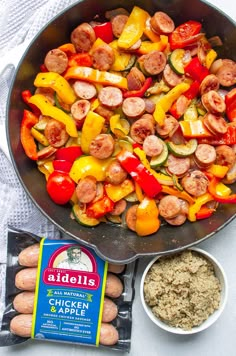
[64,66,128,90]
[20,110,39,160]
[58,43,76,56]
[135,196,160,236]
[86,195,114,219]
[161,185,195,205]
[143,17,161,42]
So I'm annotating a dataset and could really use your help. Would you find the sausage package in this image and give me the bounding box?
[0,227,137,352]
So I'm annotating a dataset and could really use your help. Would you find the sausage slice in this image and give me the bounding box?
[150,11,175,35]
[76,176,97,203]
[91,44,115,71]
[98,86,123,109]
[181,170,209,197]
[89,134,115,159]
[203,113,227,135]
[143,135,164,157]
[111,14,128,38]
[159,195,181,219]
[71,22,96,52]
[44,119,69,148]
[199,74,220,95]
[201,90,226,114]
[215,145,236,169]
[194,143,216,168]
[44,49,68,74]
[167,154,191,177]
[73,80,97,100]
[139,50,166,75]
[122,97,146,118]
[130,117,155,144]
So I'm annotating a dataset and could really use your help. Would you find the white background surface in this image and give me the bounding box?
[1,0,236,355]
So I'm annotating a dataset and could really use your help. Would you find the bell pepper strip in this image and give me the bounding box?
[205,49,217,69]
[58,43,76,56]
[55,146,82,163]
[86,195,114,219]
[21,90,41,115]
[68,53,93,67]
[136,36,168,55]
[31,127,49,146]
[168,95,191,120]
[144,17,161,43]
[169,20,202,50]
[117,150,162,198]
[105,179,135,202]
[208,176,236,203]
[153,82,190,126]
[135,181,144,202]
[135,197,160,236]
[225,88,236,122]
[64,66,128,90]
[207,164,229,179]
[93,22,114,43]
[123,77,153,98]
[34,72,76,105]
[198,125,236,145]
[117,6,149,49]
[28,94,78,137]
[161,185,195,205]
[110,115,130,137]
[179,120,213,138]
[69,155,113,182]
[195,206,215,220]
[214,181,232,197]
[183,80,200,100]
[53,160,73,173]
[184,57,209,82]
[20,110,39,160]
[80,111,105,154]
[39,64,48,72]
[188,193,214,222]
[109,41,134,71]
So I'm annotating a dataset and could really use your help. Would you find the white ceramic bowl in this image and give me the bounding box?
[140,247,228,334]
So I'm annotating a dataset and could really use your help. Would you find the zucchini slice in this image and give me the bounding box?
[168,49,185,75]
[150,140,169,168]
[72,204,100,227]
[167,139,198,157]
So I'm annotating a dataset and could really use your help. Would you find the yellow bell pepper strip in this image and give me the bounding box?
[110,114,130,138]
[80,111,105,154]
[105,179,135,202]
[28,94,78,137]
[135,181,144,202]
[208,176,236,203]
[195,206,215,220]
[64,66,128,90]
[136,36,168,55]
[153,82,190,126]
[214,181,232,197]
[86,195,114,219]
[69,155,113,183]
[135,197,161,236]
[110,40,133,71]
[207,164,229,179]
[34,72,76,105]
[117,6,149,49]
[20,110,39,160]
[117,150,162,198]
[179,120,213,138]
[188,193,214,222]
[144,17,161,42]
[161,185,195,205]
[31,127,49,146]
[205,49,217,69]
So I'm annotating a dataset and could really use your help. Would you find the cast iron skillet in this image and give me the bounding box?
[6,0,236,263]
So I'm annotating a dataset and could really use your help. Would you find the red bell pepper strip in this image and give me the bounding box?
[55,146,82,163]
[68,53,93,67]
[39,64,48,72]
[184,57,209,82]
[117,150,162,198]
[20,110,39,160]
[86,195,114,219]
[53,160,73,173]
[195,206,215,220]
[21,90,41,116]
[183,80,200,100]
[93,22,114,44]
[225,88,236,122]
[208,176,236,203]
[169,20,202,50]
[198,125,236,145]
[123,77,153,98]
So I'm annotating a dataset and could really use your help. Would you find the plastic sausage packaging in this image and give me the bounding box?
[0,227,137,352]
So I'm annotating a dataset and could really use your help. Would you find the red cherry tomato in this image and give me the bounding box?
[169,20,202,50]
[46,171,75,205]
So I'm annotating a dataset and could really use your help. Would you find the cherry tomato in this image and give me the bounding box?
[169,20,202,50]
[46,171,75,205]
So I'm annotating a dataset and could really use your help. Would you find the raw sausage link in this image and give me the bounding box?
[71,99,91,122]
[10,314,33,338]
[199,74,220,95]
[214,59,236,87]
[89,134,115,159]
[167,154,191,177]
[98,86,123,109]
[215,145,236,169]
[126,67,145,91]
[125,204,138,232]
[108,263,125,274]
[150,11,175,35]
[44,119,69,148]
[122,97,146,118]
[203,113,228,135]
[99,322,119,346]
[159,195,181,219]
[130,117,155,144]
[143,135,164,157]
[73,80,97,100]
[163,64,184,87]
[91,44,115,71]
[44,49,68,74]
[139,50,166,75]
[105,273,123,298]
[194,143,216,168]
[110,199,127,216]
[201,90,226,114]
[15,268,37,291]
[76,176,97,203]
[18,244,40,267]
[105,160,127,185]
[70,22,96,52]
[102,298,118,323]
[181,170,209,197]
[13,291,35,314]
[111,14,128,38]
[156,114,179,138]
[165,213,187,226]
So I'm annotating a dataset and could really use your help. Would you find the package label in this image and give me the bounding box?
[32,239,107,346]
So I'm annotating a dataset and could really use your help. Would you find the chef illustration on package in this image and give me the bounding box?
[32,239,108,346]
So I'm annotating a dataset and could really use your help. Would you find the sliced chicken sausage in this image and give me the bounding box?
[194,143,216,168]
[76,176,97,203]
[105,160,127,185]
[44,119,69,148]
[125,204,138,232]
[159,195,181,219]
[167,154,191,177]
[143,135,164,157]
[98,86,123,109]
[139,50,166,76]
[122,97,146,118]
[201,90,226,114]
[203,113,228,135]
[156,115,179,138]
[163,64,184,87]
[110,199,127,216]
[91,44,115,71]
[165,213,187,226]
[73,80,97,100]
[215,145,236,169]
[214,59,236,87]
[181,170,209,197]
[150,11,175,35]
[44,49,68,74]
[199,74,220,95]
[130,117,155,144]
[71,22,96,52]
[71,99,90,122]
[89,134,115,159]
[111,14,128,38]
